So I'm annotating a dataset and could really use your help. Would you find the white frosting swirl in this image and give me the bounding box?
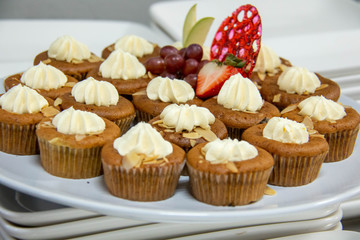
[253,44,281,73]
[217,73,263,112]
[277,66,321,94]
[263,117,309,144]
[113,122,172,159]
[298,96,346,121]
[20,62,68,90]
[52,107,105,135]
[160,104,215,132]
[71,77,119,107]
[0,85,48,114]
[99,49,146,80]
[48,35,91,62]
[114,35,154,57]
[202,138,258,162]
[146,76,195,104]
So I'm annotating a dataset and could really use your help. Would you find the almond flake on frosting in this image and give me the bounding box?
[225,161,238,173]
[280,104,297,114]
[316,84,329,91]
[65,82,76,87]
[42,59,52,64]
[75,134,86,141]
[41,106,60,117]
[54,97,63,106]
[273,94,281,103]
[123,151,143,170]
[88,54,103,63]
[132,90,147,96]
[194,127,217,141]
[190,139,197,147]
[183,132,201,139]
[257,72,266,81]
[301,116,314,130]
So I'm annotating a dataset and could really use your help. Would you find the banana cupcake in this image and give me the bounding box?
[132,76,203,122]
[4,62,78,99]
[187,138,274,206]
[33,35,103,81]
[242,117,329,186]
[281,96,360,162]
[101,122,186,201]
[86,49,150,97]
[36,107,120,179]
[101,34,161,63]
[58,77,135,134]
[202,73,280,139]
[260,66,340,110]
[0,84,58,155]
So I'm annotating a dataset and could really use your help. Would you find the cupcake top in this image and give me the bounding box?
[202,138,258,163]
[114,35,154,57]
[113,122,173,159]
[20,62,68,90]
[298,96,346,121]
[0,84,48,114]
[48,35,91,63]
[277,66,321,94]
[99,49,146,80]
[146,76,195,104]
[263,117,309,144]
[52,107,105,135]
[253,44,281,74]
[217,73,263,112]
[160,104,215,132]
[71,77,119,107]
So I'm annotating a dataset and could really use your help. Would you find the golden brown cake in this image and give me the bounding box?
[4,62,78,100]
[202,73,280,139]
[242,117,329,186]
[36,107,120,179]
[33,35,103,81]
[187,139,274,206]
[281,96,360,162]
[101,122,186,201]
[58,77,135,134]
[132,76,203,122]
[260,66,340,110]
[0,85,58,155]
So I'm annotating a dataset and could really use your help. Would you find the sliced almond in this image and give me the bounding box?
[273,94,281,103]
[253,81,262,90]
[49,137,60,144]
[302,116,314,130]
[152,119,163,125]
[280,104,297,114]
[194,127,217,141]
[75,134,86,141]
[308,129,318,135]
[158,123,174,129]
[65,81,76,87]
[88,54,103,63]
[316,84,328,91]
[132,90,146,96]
[225,161,238,173]
[54,97,63,107]
[279,64,288,72]
[123,151,143,170]
[108,46,115,52]
[40,121,54,128]
[190,139,197,147]
[311,133,325,139]
[72,59,83,64]
[267,72,275,77]
[163,157,169,163]
[143,154,159,163]
[42,59,51,64]
[147,71,157,79]
[183,132,201,139]
[164,129,174,133]
[264,186,276,196]
[257,72,266,81]
[41,106,60,117]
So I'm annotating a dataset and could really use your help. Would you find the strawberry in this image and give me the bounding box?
[196,54,244,99]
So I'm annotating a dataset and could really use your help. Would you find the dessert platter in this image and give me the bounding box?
[1,1,360,239]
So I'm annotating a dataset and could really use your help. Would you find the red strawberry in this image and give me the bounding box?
[196,61,238,99]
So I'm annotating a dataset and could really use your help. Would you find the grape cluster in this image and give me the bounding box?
[144,43,209,89]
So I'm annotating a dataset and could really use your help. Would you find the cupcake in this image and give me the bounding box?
[186,138,274,206]
[33,35,103,81]
[202,73,280,139]
[0,84,58,155]
[149,104,228,152]
[4,62,78,99]
[260,66,341,109]
[281,96,360,162]
[132,76,203,122]
[250,44,292,87]
[101,35,161,64]
[101,122,186,201]
[58,77,135,134]
[86,49,150,97]
[36,107,120,179]
[242,117,329,186]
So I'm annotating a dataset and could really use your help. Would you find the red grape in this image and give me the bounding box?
[160,71,176,79]
[178,48,186,58]
[184,74,197,89]
[144,57,165,74]
[185,44,203,61]
[160,45,179,58]
[183,59,199,76]
[164,53,185,73]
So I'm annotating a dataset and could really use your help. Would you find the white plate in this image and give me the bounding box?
[0,95,359,223]
[0,208,343,240]
[150,0,360,76]
[269,230,360,240]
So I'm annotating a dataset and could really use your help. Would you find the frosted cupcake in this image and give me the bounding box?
[33,35,103,80]
[281,96,360,162]
[202,73,280,139]
[36,107,120,179]
[0,85,58,155]
[260,66,340,109]
[101,122,186,201]
[4,62,78,99]
[242,117,329,186]
[101,35,160,63]
[132,76,203,122]
[187,138,274,206]
[86,49,150,96]
[58,77,135,134]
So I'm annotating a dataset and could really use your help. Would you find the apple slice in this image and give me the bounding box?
[182,4,197,46]
[184,17,214,47]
